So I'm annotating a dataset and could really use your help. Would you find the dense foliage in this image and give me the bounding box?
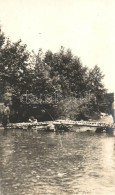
[0,28,108,122]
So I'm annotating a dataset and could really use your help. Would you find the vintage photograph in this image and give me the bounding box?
[0,0,115,194]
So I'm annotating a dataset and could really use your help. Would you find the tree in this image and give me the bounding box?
[0,27,5,49]
[0,26,108,121]
[42,48,106,120]
[0,39,30,91]
[44,47,89,97]
[0,28,32,121]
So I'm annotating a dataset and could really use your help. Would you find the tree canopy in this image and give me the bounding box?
[0,27,108,121]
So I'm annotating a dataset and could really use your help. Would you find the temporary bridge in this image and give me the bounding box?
[7,120,115,133]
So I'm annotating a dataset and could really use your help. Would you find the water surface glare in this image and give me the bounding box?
[0,129,115,195]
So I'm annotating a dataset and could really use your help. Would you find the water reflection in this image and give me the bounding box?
[101,136,115,170]
[0,129,115,194]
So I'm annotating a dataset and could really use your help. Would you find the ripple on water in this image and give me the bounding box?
[0,131,115,194]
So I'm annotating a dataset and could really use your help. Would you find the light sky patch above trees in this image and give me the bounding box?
[0,0,115,93]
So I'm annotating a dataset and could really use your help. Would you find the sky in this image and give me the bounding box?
[0,0,115,94]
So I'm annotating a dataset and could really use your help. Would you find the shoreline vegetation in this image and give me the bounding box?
[0,27,114,124]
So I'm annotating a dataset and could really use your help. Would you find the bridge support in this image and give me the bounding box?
[95,126,115,134]
[106,127,115,134]
[95,127,105,133]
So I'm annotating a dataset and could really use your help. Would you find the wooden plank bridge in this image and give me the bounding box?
[7,120,115,131]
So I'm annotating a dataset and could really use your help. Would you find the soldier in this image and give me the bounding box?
[1,102,10,128]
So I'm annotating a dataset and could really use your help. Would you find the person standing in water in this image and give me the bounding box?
[2,103,10,129]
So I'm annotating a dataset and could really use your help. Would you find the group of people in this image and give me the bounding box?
[28,116,55,131]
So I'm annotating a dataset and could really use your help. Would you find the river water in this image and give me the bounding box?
[0,128,115,195]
